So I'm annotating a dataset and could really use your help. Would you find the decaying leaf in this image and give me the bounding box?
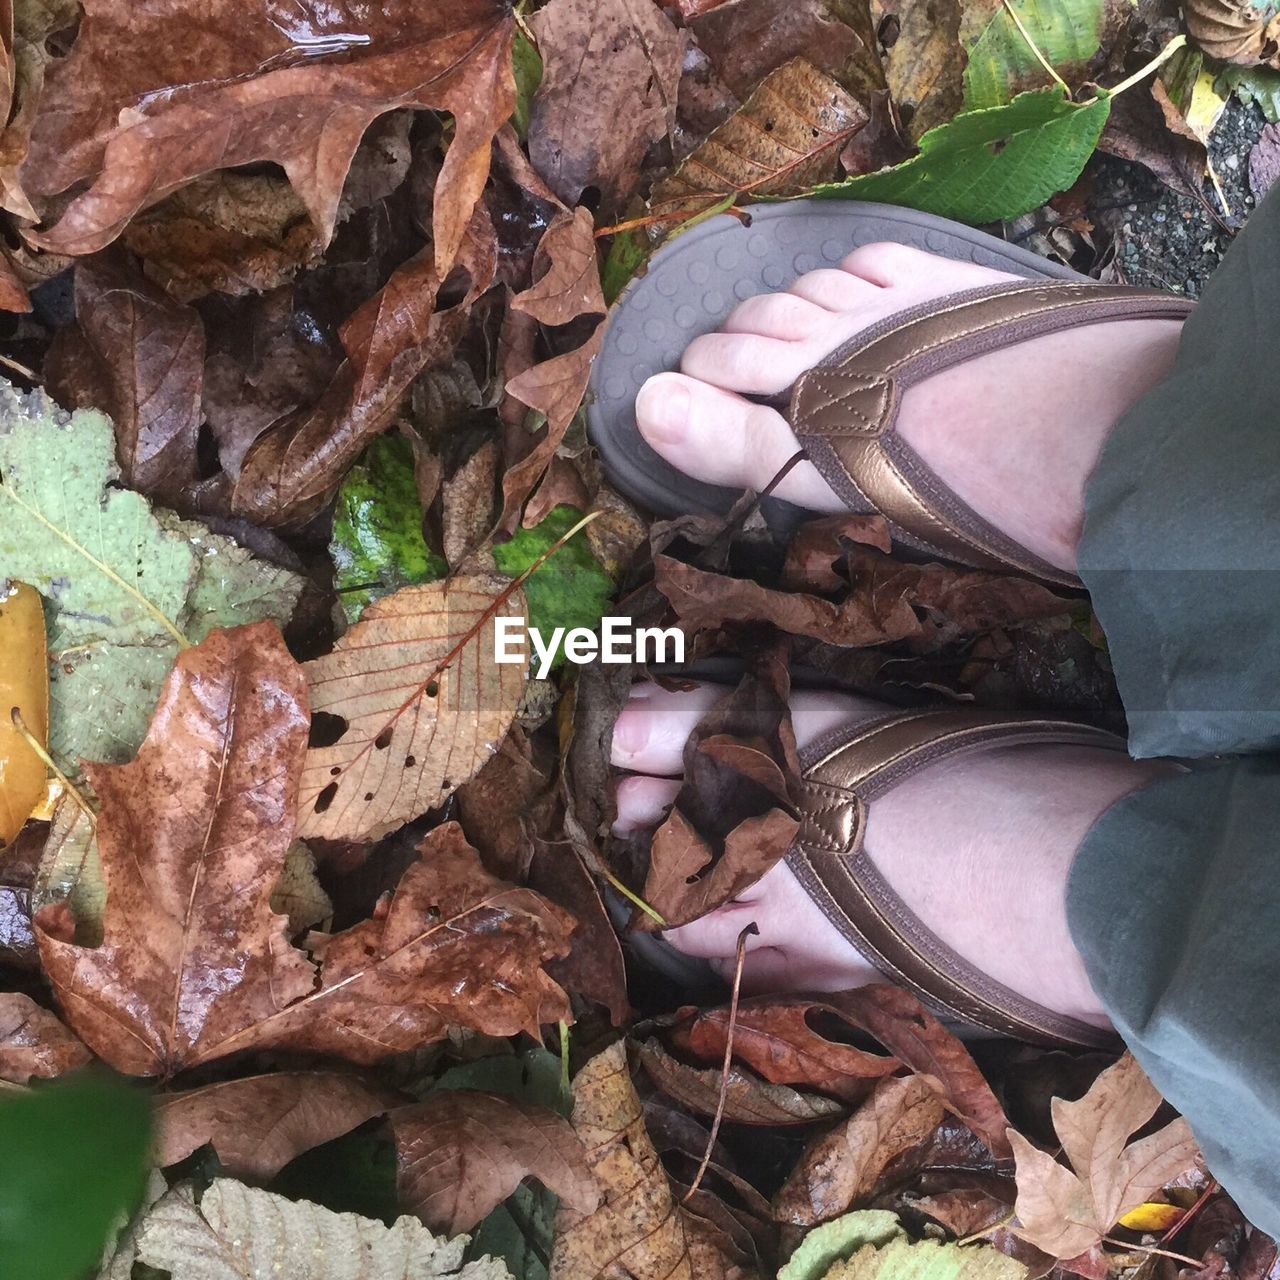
[777,1209,904,1280]
[792,1220,1030,1280]
[651,59,868,218]
[298,576,528,841]
[392,1090,600,1236]
[1186,0,1280,68]
[1008,1053,1200,1258]
[22,0,515,274]
[154,1072,400,1178]
[0,580,48,850]
[0,992,91,1082]
[528,0,683,209]
[0,386,302,775]
[773,1075,947,1226]
[876,0,975,139]
[133,1179,514,1279]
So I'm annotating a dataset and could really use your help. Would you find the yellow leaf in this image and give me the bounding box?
[1117,1202,1184,1232]
[0,581,49,849]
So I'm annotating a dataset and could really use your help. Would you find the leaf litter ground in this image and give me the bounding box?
[0,0,1273,1278]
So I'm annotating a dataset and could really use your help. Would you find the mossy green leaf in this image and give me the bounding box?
[810,88,1110,224]
[329,435,446,625]
[780,1210,906,1280]
[0,1076,152,1280]
[492,506,613,670]
[512,27,543,141]
[0,384,302,774]
[964,0,1110,110]
[1218,65,1280,122]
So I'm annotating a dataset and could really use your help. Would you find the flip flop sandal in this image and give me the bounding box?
[587,200,1194,587]
[624,702,1126,1049]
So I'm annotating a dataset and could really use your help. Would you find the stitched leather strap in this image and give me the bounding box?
[786,705,1125,1048]
[782,281,1196,587]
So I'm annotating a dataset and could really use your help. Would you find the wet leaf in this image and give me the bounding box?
[1186,0,1280,67]
[133,1179,513,1279]
[876,0,972,139]
[154,1072,400,1178]
[392,1090,600,1236]
[1219,64,1280,119]
[0,580,47,850]
[22,0,515,274]
[1008,1053,1200,1258]
[0,992,90,1082]
[0,387,302,775]
[297,576,527,841]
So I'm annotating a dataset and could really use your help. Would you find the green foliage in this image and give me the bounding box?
[1218,65,1280,122]
[0,1076,152,1280]
[492,506,613,670]
[601,225,653,305]
[964,0,1110,110]
[0,384,301,774]
[811,88,1110,223]
[780,1211,906,1280]
[330,435,446,624]
[270,1127,401,1225]
[512,27,543,140]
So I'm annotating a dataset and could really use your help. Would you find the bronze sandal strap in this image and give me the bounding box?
[785,705,1126,1048]
[780,281,1196,588]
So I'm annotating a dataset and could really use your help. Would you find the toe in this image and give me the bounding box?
[611,680,724,774]
[721,292,831,341]
[840,241,937,287]
[613,774,681,833]
[679,331,808,394]
[634,372,843,511]
[787,268,879,312]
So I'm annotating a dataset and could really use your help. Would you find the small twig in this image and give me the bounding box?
[558,1020,571,1103]
[956,1209,1016,1246]
[1158,1178,1219,1247]
[594,198,745,240]
[1101,1237,1204,1267]
[1206,158,1231,217]
[682,922,758,1203]
[1002,0,1068,92]
[598,859,665,926]
[0,354,39,383]
[11,707,96,827]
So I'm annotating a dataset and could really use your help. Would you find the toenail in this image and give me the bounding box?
[637,379,690,444]
[613,708,648,755]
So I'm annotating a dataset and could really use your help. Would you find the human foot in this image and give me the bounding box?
[612,681,1174,1026]
[633,243,1184,573]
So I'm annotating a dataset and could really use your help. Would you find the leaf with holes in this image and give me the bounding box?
[811,88,1111,224]
[298,576,528,840]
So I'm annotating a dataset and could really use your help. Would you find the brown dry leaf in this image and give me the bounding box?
[875,0,979,140]
[1185,0,1280,67]
[651,59,868,219]
[671,997,900,1102]
[233,213,496,527]
[44,250,203,503]
[528,0,683,210]
[1249,122,1280,199]
[154,1071,400,1178]
[0,251,29,313]
[0,579,48,850]
[34,622,315,1077]
[501,207,606,529]
[1009,1052,1200,1258]
[22,0,515,273]
[0,992,91,1082]
[638,1038,846,1126]
[297,575,528,842]
[772,1074,947,1226]
[782,515,894,592]
[392,1090,601,1236]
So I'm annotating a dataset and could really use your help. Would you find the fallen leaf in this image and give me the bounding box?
[297,576,528,841]
[1008,1052,1200,1258]
[1154,47,1229,154]
[813,1229,1029,1280]
[527,0,683,209]
[875,0,974,140]
[392,1090,600,1235]
[651,58,868,218]
[1116,1201,1184,1231]
[0,992,90,1082]
[44,250,203,503]
[23,0,516,274]
[1186,0,1280,68]
[154,1072,400,1178]
[271,841,335,935]
[777,1209,904,1280]
[34,622,316,1077]
[773,1075,946,1225]
[134,1179,513,1279]
[1248,120,1280,197]
[0,386,302,775]
[0,580,47,850]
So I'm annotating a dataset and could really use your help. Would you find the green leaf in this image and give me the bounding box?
[964,0,1109,110]
[0,384,302,774]
[270,1128,401,1226]
[330,435,446,625]
[601,225,653,306]
[1218,65,1280,122]
[492,506,613,671]
[512,27,543,141]
[780,1211,906,1280]
[810,88,1110,224]
[0,1076,151,1280]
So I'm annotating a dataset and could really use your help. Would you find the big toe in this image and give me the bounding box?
[634,372,843,512]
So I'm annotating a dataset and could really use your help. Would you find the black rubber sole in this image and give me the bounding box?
[587,199,1086,528]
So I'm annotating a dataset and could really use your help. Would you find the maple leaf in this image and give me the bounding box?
[21,0,515,275]
[1008,1053,1200,1258]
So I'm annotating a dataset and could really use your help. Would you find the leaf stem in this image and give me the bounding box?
[1002,0,1068,92]
[1100,1237,1203,1266]
[597,860,665,926]
[956,1210,1016,1246]
[1095,35,1188,102]
[10,707,96,827]
[558,1020,571,1102]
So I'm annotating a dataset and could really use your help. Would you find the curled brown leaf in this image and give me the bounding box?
[0,992,91,1082]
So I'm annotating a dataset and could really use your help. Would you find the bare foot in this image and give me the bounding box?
[612,681,1174,1025]
[633,243,1184,573]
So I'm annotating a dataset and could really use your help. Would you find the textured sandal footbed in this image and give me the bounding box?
[587,200,1087,531]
